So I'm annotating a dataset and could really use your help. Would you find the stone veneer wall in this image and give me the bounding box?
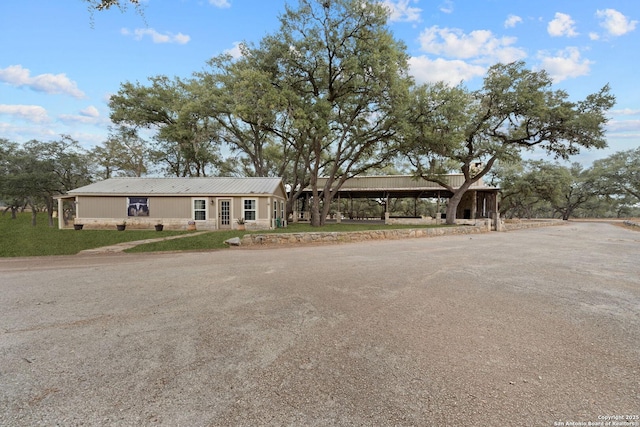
[240,220,564,247]
[241,225,487,246]
[502,219,564,231]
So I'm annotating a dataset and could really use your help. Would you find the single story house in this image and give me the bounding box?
[56,177,288,231]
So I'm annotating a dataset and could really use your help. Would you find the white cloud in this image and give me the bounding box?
[596,9,637,36]
[547,12,578,37]
[0,65,85,99]
[59,106,104,125]
[121,28,191,44]
[607,119,640,133]
[80,106,100,118]
[380,0,421,23]
[611,108,640,116]
[589,32,600,41]
[0,104,50,123]
[209,0,231,8]
[504,15,522,28]
[536,47,593,82]
[409,56,486,85]
[224,42,243,59]
[417,26,527,64]
[439,0,453,14]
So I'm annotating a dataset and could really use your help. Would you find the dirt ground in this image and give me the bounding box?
[1,222,638,426]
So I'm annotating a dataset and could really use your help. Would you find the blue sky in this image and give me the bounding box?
[1,0,638,165]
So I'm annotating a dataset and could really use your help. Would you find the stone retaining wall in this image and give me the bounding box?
[502,219,565,231]
[241,225,488,246]
[239,219,565,247]
[623,220,640,228]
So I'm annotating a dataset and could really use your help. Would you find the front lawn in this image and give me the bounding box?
[0,213,188,257]
[0,213,448,257]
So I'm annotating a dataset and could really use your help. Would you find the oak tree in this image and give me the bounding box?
[402,61,615,224]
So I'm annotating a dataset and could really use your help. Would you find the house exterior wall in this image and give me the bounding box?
[77,196,191,219]
[74,194,286,231]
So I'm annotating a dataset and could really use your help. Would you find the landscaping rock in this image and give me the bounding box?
[224,237,241,246]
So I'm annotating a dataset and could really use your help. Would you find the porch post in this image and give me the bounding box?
[472,190,477,220]
[57,197,65,229]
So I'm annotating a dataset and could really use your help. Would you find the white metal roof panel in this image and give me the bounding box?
[68,177,284,196]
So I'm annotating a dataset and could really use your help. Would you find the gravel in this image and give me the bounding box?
[1,221,638,426]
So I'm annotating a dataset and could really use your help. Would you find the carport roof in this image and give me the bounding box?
[304,175,499,199]
[66,177,284,196]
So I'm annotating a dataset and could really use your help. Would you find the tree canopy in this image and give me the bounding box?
[591,147,640,203]
[0,136,92,226]
[255,0,413,226]
[109,76,223,177]
[85,0,139,11]
[401,61,615,224]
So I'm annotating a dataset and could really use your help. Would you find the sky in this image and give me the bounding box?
[1,0,638,166]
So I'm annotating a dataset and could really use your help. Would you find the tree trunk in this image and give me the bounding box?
[310,200,321,226]
[445,186,467,225]
[46,197,55,227]
[446,176,483,225]
[30,207,37,226]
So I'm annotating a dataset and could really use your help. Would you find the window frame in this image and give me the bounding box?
[192,198,208,221]
[243,198,257,222]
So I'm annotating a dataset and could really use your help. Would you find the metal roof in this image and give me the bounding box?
[301,175,498,199]
[67,177,284,196]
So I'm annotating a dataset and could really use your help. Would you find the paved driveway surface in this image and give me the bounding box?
[1,222,638,426]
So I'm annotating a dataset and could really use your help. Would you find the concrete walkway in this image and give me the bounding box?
[77,231,210,254]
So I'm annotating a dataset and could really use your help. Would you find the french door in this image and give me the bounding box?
[219,199,231,229]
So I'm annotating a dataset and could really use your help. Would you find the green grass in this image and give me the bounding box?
[0,212,189,257]
[125,222,450,253]
[0,213,450,257]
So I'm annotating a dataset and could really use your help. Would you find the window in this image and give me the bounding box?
[193,199,207,221]
[243,199,256,221]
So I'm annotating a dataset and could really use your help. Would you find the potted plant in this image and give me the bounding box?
[155,221,164,231]
[73,223,84,230]
[236,217,246,231]
[187,220,196,231]
[116,220,126,231]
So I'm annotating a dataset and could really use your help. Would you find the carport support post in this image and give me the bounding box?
[472,190,477,220]
[336,194,341,223]
[385,193,390,223]
[493,212,503,231]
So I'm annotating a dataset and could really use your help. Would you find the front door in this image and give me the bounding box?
[219,199,231,229]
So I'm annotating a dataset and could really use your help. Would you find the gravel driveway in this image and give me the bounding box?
[1,222,638,426]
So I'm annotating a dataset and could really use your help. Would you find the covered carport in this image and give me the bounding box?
[295,174,499,224]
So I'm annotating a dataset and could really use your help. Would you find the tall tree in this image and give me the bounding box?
[0,137,92,226]
[591,147,640,203]
[199,53,289,178]
[528,161,601,220]
[257,0,412,226]
[109,76,222,177]
[199,51,314,218]
[0,139,27,218]
[490,161,547,219]
[494,160,601,220]
[402,61,615,224]
[91,126,151,179]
